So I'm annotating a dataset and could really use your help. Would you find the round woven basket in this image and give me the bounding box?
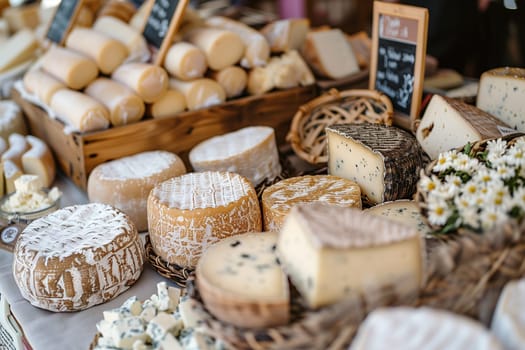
[286,89,394,165]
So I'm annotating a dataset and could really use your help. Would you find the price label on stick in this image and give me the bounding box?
[370,1,428,130]
[46,0,85,45]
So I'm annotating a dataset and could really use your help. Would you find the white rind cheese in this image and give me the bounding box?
[147,171,262,268]
[22,135,56,188]
[365,200,431,237]
[351,307,503,350]
[491,278,525,350]
[13,203,144,312]
[189,126,281,187]
[196,232,289,328]
[0,101,27,140]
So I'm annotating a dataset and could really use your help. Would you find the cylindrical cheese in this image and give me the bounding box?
[85,78,145,127]
[50,89,110,133]
[184,27,245,70]
[65,28,128,75]
[148,90,186,119]
[209,66,247,98]
[23,70,65,105]
[169,78,225,111]
[40,47,99,90]
[93,16,149,60]
[112,63,168,103]
[163,42,207,81]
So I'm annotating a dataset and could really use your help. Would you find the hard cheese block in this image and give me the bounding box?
[477,67,525,132]
[262,175,362,231]
[189,126,281,186]
[491,278,525,350]
[365,200,431,237]
[147,171,262,268]
[277,203,425,309]
[196,232,289,328]
[327,123,424,205]
[351,307,503,350]
[416,94,514,159]
[13,203,144,312]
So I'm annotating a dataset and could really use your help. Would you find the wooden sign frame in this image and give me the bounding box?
[369,1,428,130]
[45,0,85,45]
[142,0,190,66]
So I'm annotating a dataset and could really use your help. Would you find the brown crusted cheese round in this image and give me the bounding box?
[261,175,362,231]
[147,171,262,268]
[13,203,144,312]
[87,150,187,232]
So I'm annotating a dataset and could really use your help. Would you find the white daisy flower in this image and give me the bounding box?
[427,197,452,226]
[473,168,494,185]
[441,174,462,197]
[505,144,525,167]
[460,207,480,229]
[512,186,525,209]
[480,207,508,231]
[433,151,457,172]
[453,153,476,172]
[487,138,507,157]
[418,175,440,193]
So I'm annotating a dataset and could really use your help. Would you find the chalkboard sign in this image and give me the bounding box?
[143,0,190,65]
[46,0,84,45]
[370,2,428,130]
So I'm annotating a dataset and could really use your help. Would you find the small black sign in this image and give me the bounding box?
[46,0,82,44]
[143,0,180,49]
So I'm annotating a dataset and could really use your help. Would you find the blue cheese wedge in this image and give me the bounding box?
[365,200,431,237]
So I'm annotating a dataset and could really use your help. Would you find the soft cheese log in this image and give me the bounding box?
[93,16,149,60]
[189,126,281,186]
[87,151,186,232]
[205,16,270,68]
[163,42,207,81]
[50,89,110,133]
[477,67,525,132]
[23,70,65,105]
[2,133,28,169]
[0,29,38,73]
[351,307,503,350]
[491,279,525,350]
[184,27,245,70]
[365,200,431,237]
[13,204,144,312]
[112,63,168,103]
[40,46,99,90]
[85,78,145,126]
[148,90,186,119]
[0,101,27,140]
[262,175,362,232]
[3,159,22,194]
[196,232,290,328]
[416,95,513,159]
[327,124,424,205]
[261,18,309,53]
[65,27,128,75]
[277,203,425,309]
[22,135,56,188]
[147,171,262,268]
[169,78,225,110]
[209,66,247,98]
[301,28,360,79]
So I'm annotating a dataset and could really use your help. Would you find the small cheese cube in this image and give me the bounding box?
[111,317,147,349]
[153,332,183,350]
[146,312,181,342]
[121,296,143,316]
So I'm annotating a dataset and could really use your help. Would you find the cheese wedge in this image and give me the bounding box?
[261,18,309,53]
[22,135,56,188]
[366,200,431,237]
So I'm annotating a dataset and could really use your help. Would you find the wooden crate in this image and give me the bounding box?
[12,86,317,190]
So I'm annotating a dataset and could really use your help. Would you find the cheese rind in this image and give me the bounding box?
[196,232,290,328]
[277,203,424,309]
[40,47,99,90]
[261,18,309,53]
[147,171,262,268]
[365,200,431,237]
[21,135,56,188]
[491,279,525,350]
[112,63,168,103]
[23,70,65,105]
[189,126,281,186]
[416,95,513,159]
[163,42,207,81]
[169,78,225,111]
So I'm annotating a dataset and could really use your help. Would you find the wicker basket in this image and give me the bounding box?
[286,89,394,165]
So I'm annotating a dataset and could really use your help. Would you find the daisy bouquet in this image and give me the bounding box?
[417,136,525,234]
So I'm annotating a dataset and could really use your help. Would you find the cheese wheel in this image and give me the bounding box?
[196,232,290,328]
[93,16,149,60]
[262,175,362,231]
[0,101,27,140]
[65,28,128,75]
[112,63,169,103]
[204,16,270,68]
[184,27,245,70]
[261,18,310,53]
[147,171,262,268]
[163,42,207,81]
[23,70,65,105]
[85,78,145,127]
[40,46,99,90]
[189,126,281,186]
[3,159,22,194]
[87,151,187,232]
[50,89,110,133]
[13,203,144,312]
[2,133,28,169]
[148,90,186,119]
[209,66,247,98]
[169,78,225,111]
[21,135,56,188]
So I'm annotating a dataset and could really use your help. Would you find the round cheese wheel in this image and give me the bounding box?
[87,151,186,232]
[13,203,144,312]
[261,175,362,231]
[147,171,262,268]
